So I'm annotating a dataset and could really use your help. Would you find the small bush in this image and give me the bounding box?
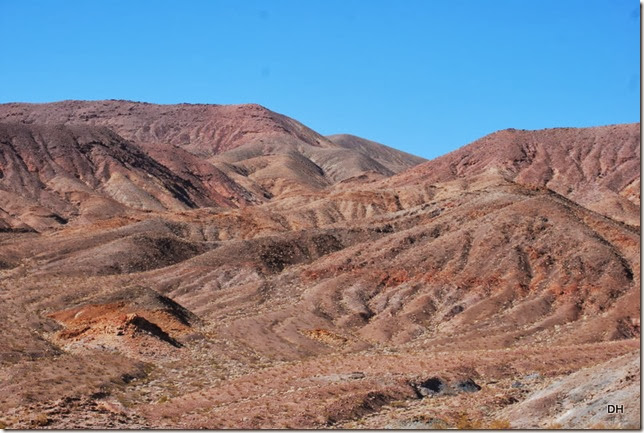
[455,412,483,430]
[488,419,511,429]
[32,413,49,427]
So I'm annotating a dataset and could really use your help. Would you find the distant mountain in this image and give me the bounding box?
[0,101,426,202]
[0,100,328,157]
[326,134,426,174]
[0,122,253,231]
[390,123,640,226]
[208,132,426,199]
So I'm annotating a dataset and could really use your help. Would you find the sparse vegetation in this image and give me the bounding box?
[32,413,50,427]
[0,103,639,429]
[455,412,483,430]
[488,418,512,429]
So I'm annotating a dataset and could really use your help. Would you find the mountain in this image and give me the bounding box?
[390,124,640,226]
[0,100,426,203]
[0,100,327,157]
[0,104,639,429]
[327,133,426,174]
[0,122,256,232]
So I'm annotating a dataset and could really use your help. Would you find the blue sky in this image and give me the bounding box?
[0,0,640,159]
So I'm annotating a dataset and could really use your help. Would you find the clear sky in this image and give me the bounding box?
[0,0,640,159]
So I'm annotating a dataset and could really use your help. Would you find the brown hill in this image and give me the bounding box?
[0,122,256,231]
[327,133,426,174]
[0,100,328,157]
[0,101,426,201]
[208,133,426,199]
[129,174,637,361]
[390,123,640,226]
[0,112,639,429]
[47,286,201,361]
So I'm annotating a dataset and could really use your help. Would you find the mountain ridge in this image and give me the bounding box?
[0,102,639,429]
[388,122,640,226]
[0,100,427,220]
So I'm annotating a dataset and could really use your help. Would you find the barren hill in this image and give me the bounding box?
[326,133,426,174]
[0,122,255,231]
[0,107,639,429]
[0,100,328,157]
[0,101,426,202]
[390,123,640,226]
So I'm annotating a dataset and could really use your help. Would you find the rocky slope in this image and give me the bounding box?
[0,100,326,157]
[391,123,641,226]
[327,133,426,174]
[0,100,427,215]
[502,352,640,428]
[0,105,639,429]
[0,122,255,231]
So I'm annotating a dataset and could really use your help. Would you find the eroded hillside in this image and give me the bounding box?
[0,103,639,429]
